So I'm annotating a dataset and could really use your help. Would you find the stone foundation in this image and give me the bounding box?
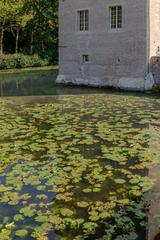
[150,57,160,86]
[56,72,155,92]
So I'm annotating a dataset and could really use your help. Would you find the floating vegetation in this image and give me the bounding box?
[0,94,160,239]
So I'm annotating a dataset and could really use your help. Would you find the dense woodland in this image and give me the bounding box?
[0,0,58,64]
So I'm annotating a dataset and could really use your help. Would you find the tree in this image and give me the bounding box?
[0,1,12,55]
[22,0,58,60]
[9,0,33,53]
[0,0,59,63]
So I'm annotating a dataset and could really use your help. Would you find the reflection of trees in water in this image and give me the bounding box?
[0,80,19,97]
[0,81,3,96]
[0,71,55,96]
[0,70,106,97]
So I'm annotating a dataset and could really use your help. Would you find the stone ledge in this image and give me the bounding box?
[56,73,155,92]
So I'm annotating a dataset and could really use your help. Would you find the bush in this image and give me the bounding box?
[0,54,49,70]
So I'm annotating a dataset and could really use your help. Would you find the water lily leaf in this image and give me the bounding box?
[31,223,52,237]
[49,216,62,225]
[56,193,72,202]
[35,216,49,223]
[8,200,19,206]
[83,222,98,234]
[60,208,74,217]
[20,207,35,217]
[77,201,89,208]
[14,214,24,222]
[36,185,46,191]
[99,212,112,219]
[0,186,13,192]
[114,179,126,184]
[15,229,28,237]
[36,194,47,200]
[0,195,9,203]
[93,188,101,193]
[83,188,92,193]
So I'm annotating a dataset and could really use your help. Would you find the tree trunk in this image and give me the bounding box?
[15,29,20,54]
[30,31,34,55]
[41,41,45,52]
[0,19,5,56]
[0,28,4,56]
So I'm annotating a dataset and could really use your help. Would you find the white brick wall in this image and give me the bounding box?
[58,0,158,90]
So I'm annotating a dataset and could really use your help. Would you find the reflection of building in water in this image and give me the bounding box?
[148,125,160,240]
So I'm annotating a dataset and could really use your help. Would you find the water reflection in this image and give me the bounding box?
[0,69,110,96]
[0,69,59,96]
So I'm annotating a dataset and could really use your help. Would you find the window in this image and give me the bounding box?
[82,55,89,63]
[78,10,89,31]
[110,6,122,29]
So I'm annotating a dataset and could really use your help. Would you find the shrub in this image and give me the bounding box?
[0,54,49,70]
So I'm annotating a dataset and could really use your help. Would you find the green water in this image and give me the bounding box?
[0,68,107,97]
[0,71,160,240]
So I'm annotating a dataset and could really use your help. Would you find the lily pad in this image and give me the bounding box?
[60,208,74,217]
[114,179,126,184]
[15,229,28,237]
[77,201,89,208]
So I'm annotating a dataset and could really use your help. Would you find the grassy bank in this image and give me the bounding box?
[0,65,58,75]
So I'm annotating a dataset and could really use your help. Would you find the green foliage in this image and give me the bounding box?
[0,0,58,63]
[0,54,49,70]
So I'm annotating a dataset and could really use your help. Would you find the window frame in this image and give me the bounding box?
[109,6,122,29]
[77,9,89,32]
